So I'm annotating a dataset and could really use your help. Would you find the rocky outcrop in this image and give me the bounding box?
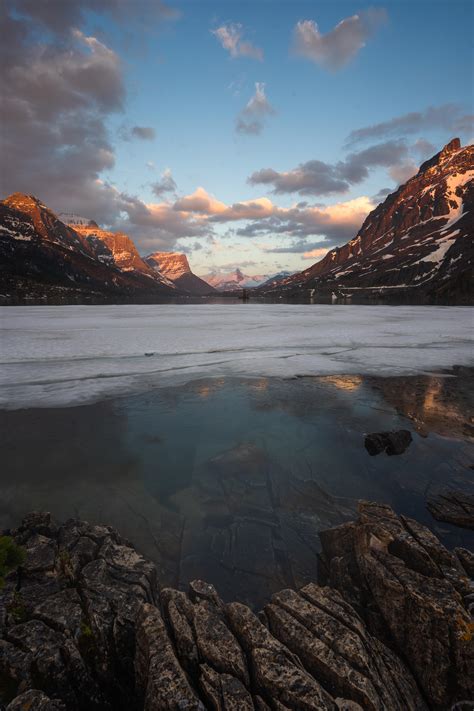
[146,252,215,296]
[258,139,474,303]
[318,501,474,709]
[1,504,472,710]
[71,225,176,290]
[427,489,474,530]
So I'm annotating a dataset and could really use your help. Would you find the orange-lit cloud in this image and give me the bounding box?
[302,247,330,260]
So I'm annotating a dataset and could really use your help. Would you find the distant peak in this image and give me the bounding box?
[146,251,192,277]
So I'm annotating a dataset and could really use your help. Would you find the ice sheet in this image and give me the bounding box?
[0,304,473,409]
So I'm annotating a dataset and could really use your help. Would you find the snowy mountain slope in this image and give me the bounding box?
[203,268,280,291]
[259,139,473,302]
[146,252,215,295]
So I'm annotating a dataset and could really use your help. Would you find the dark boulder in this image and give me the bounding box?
[364,430,412,456]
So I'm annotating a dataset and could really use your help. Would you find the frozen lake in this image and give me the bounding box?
[0,303,473,605]
[0,303,473,408]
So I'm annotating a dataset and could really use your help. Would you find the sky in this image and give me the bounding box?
[1,0,473,278]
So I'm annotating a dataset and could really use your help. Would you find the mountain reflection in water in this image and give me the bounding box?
[0,370,472,608]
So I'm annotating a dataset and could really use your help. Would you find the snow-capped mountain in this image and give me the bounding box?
[259,139,473,302]
[203,268,276,291]
[146,252,215,295]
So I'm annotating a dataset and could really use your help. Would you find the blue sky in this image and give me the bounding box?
[2,0,473,276]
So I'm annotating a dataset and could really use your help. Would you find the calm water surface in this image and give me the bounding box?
[1,370,473,607]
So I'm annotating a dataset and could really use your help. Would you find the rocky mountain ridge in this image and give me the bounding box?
[0,196,208,302]
[146,252,215,296]
[203,268,290,292]
[1,138,472,303]
[70,224,176,290]
[258,139,473,302]
[0,502,472,710]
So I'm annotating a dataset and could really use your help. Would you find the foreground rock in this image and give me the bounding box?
[427,488,474,529]
[1,505,472,710]
[319,501,474,709]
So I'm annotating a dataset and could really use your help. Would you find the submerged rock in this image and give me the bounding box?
[1,505,472,710]
[364,429,412,456]
[427,489,474,530]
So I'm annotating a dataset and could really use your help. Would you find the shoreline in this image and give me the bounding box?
[1,501,472,709]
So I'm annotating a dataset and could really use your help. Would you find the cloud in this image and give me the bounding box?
[0,19,124,220]
[372,187,392,203]
[131,126,156,140]
[169,189,374,248]
[212,23,263,60]
[412,138,436,157]
[346,104,473,146]
[110,188,374,253]
[263,240,329,254]
[0,0,177,231]
[302,247,330,261]
[236,82,275,135]
[388,161,418,185]
[111,191,212,250]
[248,140,410,196]
[173,187,227,214]
[248,163,347,195]
[292,9,387,71]
[8,0,178,34]
[151,168,177,196]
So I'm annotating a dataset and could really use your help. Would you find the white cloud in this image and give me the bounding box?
[151,168,177,196]
[293,9,387,71]
[212,23,263,60]
[302,247,330,260]
[236,82,275,135]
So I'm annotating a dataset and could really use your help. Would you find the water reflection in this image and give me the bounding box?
[368,366,474,440]
[0,370,472,607]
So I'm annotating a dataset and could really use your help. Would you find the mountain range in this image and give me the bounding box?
[0,197,213,301]
[0,139,472,304]
[202,268,294,292]
[257,138,473,303]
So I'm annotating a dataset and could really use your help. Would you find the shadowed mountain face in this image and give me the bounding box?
[146,251,215,295]
[0,194,177,301]
[259,139,474,303]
